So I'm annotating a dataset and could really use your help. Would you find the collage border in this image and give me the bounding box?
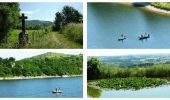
[1,0,170,99]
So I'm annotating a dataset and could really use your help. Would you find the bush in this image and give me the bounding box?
[61,23,83,44]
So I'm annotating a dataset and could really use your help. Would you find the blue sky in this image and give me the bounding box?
[20,2,83,21]
[0,50,82,60]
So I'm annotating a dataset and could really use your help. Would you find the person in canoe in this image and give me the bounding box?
[118,34,126,41]
[138,33,150,40]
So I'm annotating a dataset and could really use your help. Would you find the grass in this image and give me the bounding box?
[0,29,82,48]
[98,64,170,78]
[150,2,170,11]
[61,23,83,44]
[89,77,168,90]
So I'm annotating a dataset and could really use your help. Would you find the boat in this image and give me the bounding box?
[52,88,63,94]
[118,34,126,41]
[138,33,150,40]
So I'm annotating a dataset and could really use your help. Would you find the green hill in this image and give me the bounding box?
[23,52,71,61]
[0,53,83,77]
[25,20,54,29]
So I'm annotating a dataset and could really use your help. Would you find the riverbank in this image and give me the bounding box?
[144,5,170,16]
[118,2,170,16]
[0,75,82,80]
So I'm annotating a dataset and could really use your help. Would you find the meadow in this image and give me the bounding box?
[0,23,83,49]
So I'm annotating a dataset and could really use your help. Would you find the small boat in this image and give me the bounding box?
[118,34,126,41]
[118,37,126,41]
[52,88,63,94]
[138,33,150,40]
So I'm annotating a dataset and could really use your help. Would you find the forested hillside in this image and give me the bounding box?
[25,20,54,30]
[0,53,83,77]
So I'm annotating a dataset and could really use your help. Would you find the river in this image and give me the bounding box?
[88,3,170,48]
[0,77,82,98]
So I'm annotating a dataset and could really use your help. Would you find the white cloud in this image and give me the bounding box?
[20,9,40,15]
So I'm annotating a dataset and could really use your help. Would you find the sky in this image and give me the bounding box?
[0,50,82,60]
[19,2,83,21]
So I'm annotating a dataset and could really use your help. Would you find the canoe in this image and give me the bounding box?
[138,35,150,40]
[118,37,126,41]
[52,90,63,93]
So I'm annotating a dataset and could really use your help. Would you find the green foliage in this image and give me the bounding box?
[62,23,83,44]
[53,12,63,31]
[53,5,83,33]
[87,58,101,80]
[0,3,20,43]
[151,3,170,11]
[91,77,167,90]
[62,6,83,24]
[0,53,83,77]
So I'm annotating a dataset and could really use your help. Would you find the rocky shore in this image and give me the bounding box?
[0,75,82,80]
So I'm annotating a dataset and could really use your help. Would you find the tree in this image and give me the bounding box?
[87,58,100,80]
[12,64,23,76]
[53,12,63,31]
[0,66,5,77]
[0,3,20,43]
[53,6,83,31]
[62,6,83,24]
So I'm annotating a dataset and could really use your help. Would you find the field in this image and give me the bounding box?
[0,29,82,48]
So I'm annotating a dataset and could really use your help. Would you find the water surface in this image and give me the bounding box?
[88,3,170,48]
[0,77,83,98]
[88,85,170,98]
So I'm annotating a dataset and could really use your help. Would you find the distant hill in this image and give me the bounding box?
[93,54,170,67]
[25,20,54,29]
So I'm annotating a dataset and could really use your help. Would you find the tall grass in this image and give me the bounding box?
[98,64,170,78]
[0,29,82,48]
[61,23,83,44]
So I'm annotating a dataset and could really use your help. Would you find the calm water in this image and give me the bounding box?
[88,85,170,98]
[88,3,170,48]
[0,77,83,98]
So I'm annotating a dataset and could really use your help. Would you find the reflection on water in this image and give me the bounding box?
[88,3,170,48]
[88,85,170,98]
[87,86,101,98]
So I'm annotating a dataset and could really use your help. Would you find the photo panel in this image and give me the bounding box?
[0,49,83,98]
[0,2,83,49]
[87,2,170,49]
[87,49,170,98]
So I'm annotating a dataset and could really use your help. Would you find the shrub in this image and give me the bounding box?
[61,23,83,44]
